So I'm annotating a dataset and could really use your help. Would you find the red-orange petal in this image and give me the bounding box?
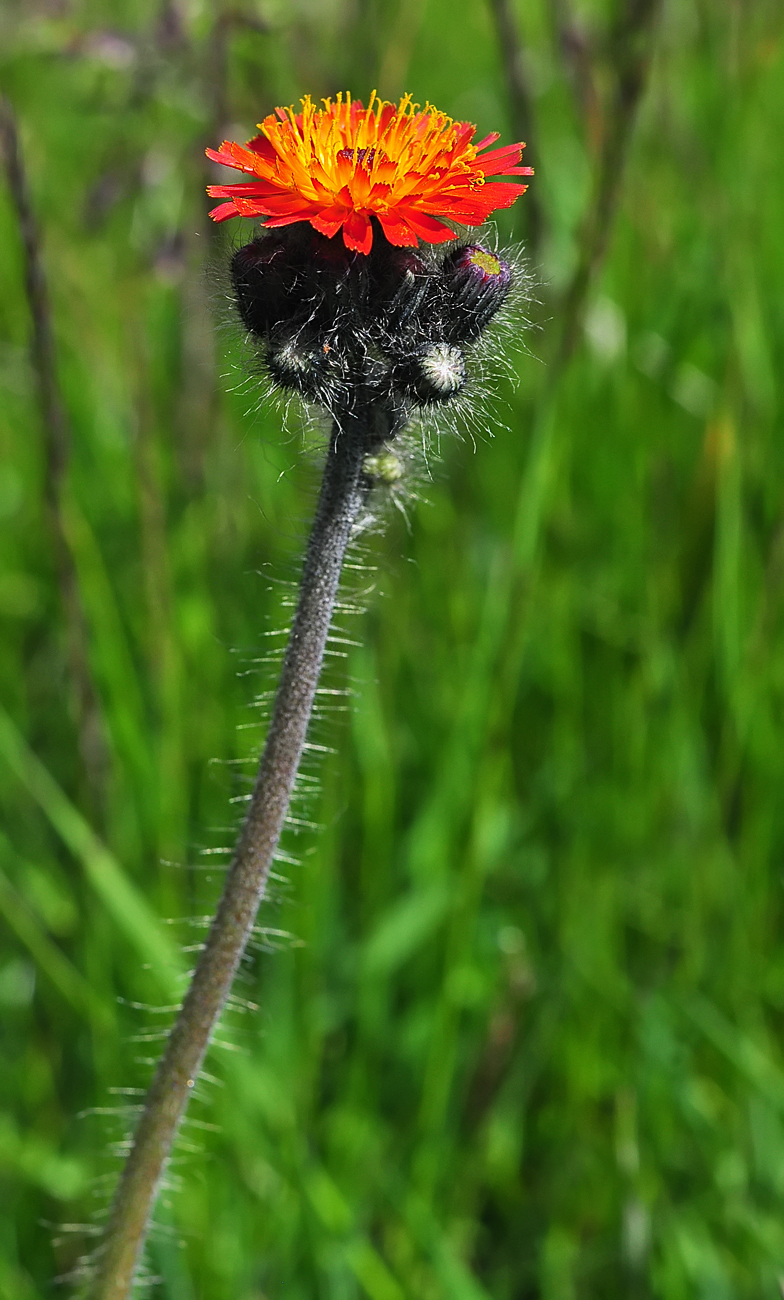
[474,132,501,151]
[397,209,455,242]
[343,210,373,254]
[376,213,419,246]
[311,207,349,238]
[476,181,530,208]
[234,196,269,217]
[264,212,317,228]
[255,192,317,215]
[208,200,240,221]
[207,182,278,199]
[245,133,278,162]
[477,143,525,167]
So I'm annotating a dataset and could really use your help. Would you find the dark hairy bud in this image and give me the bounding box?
[394,342,467,404]
[231,234,290,336]
[231,226,517,415]
[231,227,354,339]
[265,333,327,399]
[369,244,430,330]
[438,245,512,343]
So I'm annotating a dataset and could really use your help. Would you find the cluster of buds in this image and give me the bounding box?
[230,220,512,424]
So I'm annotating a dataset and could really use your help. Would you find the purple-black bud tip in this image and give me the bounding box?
[450,245,512,291]
[440,244,512,342]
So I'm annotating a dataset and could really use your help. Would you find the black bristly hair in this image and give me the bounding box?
[230,218,514,420]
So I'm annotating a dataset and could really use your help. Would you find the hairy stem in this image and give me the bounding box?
[87,409,372,1300]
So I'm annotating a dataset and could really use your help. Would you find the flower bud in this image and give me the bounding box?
[395,342,466,405]
[266,332,334,400]
[439,244,511,342]
[368,239,429,330]
[363,449,404,483]
[231,227,353,340]
[231,233,291,337]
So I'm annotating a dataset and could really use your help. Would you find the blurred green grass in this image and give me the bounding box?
[2,0,784,1296]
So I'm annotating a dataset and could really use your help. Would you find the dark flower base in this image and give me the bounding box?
[230,218,511,416]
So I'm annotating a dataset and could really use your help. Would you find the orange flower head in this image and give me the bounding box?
[206,91,533,255]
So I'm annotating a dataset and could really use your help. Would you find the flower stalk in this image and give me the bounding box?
[87,405,378,1300]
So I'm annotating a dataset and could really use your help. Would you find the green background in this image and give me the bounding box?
[2,0,784,1295]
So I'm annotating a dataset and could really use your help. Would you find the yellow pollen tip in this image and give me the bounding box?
[470,250,501,276]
